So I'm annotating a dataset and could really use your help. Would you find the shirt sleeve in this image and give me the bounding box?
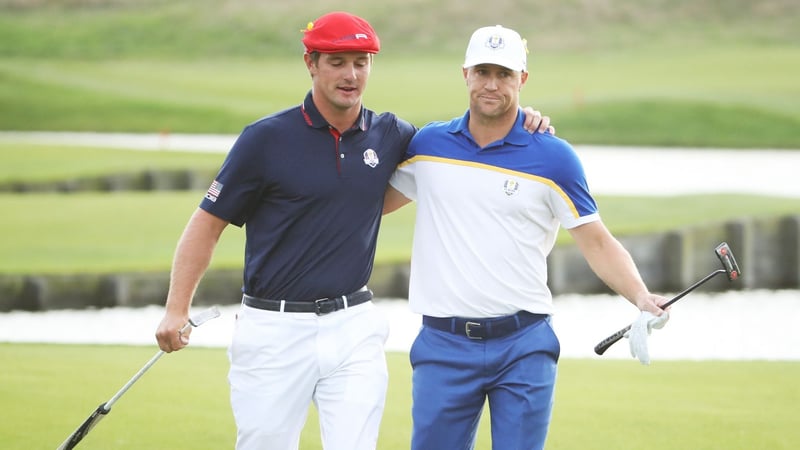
[388,158,418,201]
[544,138,600,228]
[199,124,267,227]
[388,124,423,200]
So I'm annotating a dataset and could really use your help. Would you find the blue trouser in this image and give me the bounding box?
[410,315,560,450]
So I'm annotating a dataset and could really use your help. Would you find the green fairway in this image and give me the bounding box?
[0,1,798,148]
[1,47,799,148]
[1,344,797,449]
[3,189,800,274]
[4,144,800,274]
[0,144,224,183]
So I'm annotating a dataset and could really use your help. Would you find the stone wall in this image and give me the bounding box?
[546,215,800,296]
[1,215,797,312]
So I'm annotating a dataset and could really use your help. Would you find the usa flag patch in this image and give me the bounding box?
[205,180,223,202]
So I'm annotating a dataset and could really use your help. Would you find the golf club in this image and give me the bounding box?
[56,306,221,450]
[593,242,741,356]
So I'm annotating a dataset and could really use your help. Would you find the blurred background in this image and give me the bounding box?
[0,0,798,306]
[1,0,799,146]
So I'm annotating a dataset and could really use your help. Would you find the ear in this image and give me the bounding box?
[519,71,529,89]
[304,53,316,74]
[462,67,469,83]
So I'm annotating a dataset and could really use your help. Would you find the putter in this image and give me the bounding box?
[56,306,221,450]
[593,242,741,356]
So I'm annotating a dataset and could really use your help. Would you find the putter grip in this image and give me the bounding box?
[594,324,632,355]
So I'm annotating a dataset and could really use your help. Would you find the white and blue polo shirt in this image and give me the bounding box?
[201,91,416,301]
[389,108,599,318]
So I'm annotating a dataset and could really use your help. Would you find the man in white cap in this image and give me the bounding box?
[384,25,670,449]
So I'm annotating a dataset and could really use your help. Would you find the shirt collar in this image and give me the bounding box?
[448,107,530,147]
[300,90,368,132]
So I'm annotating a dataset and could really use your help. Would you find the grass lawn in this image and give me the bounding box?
[2,1,798,147]
[3,190,800,274]
[2,47,799,148]
[1,344,797,449]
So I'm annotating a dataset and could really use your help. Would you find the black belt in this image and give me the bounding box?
[242,287,372,315]
[423,310,548,340]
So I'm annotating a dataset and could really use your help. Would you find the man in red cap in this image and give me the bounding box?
[156,12,552,450]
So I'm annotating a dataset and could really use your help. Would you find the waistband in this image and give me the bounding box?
[422,310,549,340]
[242,286,372,316]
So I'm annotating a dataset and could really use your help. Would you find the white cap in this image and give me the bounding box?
[463,25,528,72]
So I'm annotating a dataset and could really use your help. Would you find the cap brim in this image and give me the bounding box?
[463,57,525,72]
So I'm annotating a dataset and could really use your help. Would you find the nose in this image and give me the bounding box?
[344,63,358,81]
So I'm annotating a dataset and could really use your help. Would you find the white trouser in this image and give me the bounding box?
[228,301,390,450]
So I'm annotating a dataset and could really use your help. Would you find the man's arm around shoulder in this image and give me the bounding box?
[383,185,412,215]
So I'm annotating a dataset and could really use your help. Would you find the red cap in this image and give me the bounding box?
[302,12,380,54]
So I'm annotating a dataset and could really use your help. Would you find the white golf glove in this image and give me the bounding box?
[624,311,669,365]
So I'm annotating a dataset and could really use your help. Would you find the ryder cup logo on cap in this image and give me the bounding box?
[463,25,528,72]
[302,11,380,54]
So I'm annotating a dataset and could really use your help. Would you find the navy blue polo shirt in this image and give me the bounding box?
[200,91,416,301]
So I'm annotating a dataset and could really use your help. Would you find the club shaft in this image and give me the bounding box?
[105,350,165,409]
[661,269,726,309]
[105,320,191,409]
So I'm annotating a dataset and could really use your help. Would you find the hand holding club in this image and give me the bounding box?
[594,242,741,357]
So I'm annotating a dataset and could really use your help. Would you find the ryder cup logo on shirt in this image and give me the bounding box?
[503,179,519,196]
[363,149,379,168]
[205,179,223,202]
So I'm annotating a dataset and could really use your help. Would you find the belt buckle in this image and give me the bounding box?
[314,298,337,316]
[465,321,483,340]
